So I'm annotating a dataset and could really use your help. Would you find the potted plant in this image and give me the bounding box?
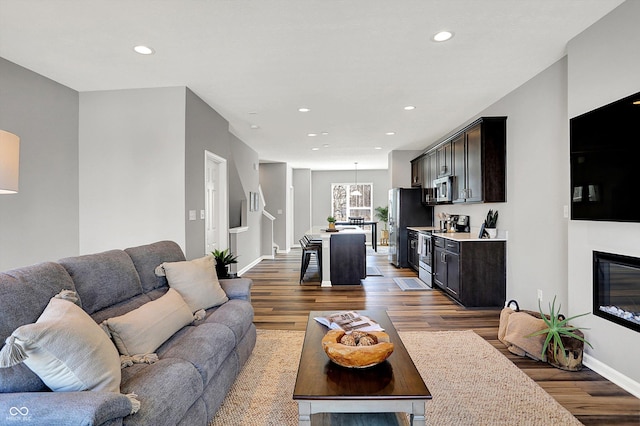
[211,248,238,278]
[484,209,499,238]
[527,296,592,371]
[327,216,337,230]
[374,206,389,245]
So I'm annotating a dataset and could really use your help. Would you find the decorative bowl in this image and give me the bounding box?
[321,330,394,368]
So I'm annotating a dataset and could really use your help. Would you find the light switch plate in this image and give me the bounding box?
[189,210,196,221]
[200,210,205,219]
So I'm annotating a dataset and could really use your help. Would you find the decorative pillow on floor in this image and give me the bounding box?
[157,255,228,312]
[0,292,121,393]
[103,288,194,356]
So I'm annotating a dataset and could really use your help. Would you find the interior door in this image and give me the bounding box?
[205,151,228,254]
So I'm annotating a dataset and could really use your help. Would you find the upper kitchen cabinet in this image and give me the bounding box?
[452,117,507,204]
[436,141,453,177]
[422,151,437,189]
[410,155,425,187]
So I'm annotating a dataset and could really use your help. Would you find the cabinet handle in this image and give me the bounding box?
[467,188,472,198]
[441,252,447,263]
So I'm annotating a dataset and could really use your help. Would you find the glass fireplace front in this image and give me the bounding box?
[593,251,640,333]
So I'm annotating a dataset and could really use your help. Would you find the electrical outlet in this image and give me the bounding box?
[537,289,543,302]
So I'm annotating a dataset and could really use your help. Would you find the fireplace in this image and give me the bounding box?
[593,251,640,333]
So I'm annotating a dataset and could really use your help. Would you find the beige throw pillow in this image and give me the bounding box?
[104,288,193,356]
[1,296,121,392]
[160,255,229,312]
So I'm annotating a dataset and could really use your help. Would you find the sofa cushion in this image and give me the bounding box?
[104,288,194,356]
[203,299,255,344]
[125,241,186,293]
[120,358,203,426]
[160,255,228,313]
[0,262,78,392]
[59,250,144,315]
[2,296,121,392]
[157,323,236,385]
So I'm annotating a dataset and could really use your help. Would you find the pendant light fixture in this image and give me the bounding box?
[352,162,362,196]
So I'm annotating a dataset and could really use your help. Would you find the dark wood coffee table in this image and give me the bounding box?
[293,310,431,425]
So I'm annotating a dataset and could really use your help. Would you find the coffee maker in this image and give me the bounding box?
[454,215,470,232]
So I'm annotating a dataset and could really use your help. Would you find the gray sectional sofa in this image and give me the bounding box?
[0,240,256,425]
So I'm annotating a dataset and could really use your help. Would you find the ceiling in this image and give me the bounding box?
[0,0,624,170]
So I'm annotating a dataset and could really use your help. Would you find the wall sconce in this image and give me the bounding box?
[0,130,20,194]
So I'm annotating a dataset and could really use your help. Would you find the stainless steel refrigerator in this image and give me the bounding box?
[388,188,434,268]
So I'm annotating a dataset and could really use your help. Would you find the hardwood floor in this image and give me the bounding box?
[242,248,640,425]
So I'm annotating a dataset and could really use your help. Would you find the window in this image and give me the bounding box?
[331,183,373,222]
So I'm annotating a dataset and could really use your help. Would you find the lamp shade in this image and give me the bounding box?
[0,130,20,194]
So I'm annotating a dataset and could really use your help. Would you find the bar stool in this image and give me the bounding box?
[299,238,322,284]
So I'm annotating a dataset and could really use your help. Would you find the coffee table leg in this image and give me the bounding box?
[411,401,426,425]
[297,402,311,426]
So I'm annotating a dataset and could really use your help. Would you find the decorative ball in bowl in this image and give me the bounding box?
[321,330,394,368]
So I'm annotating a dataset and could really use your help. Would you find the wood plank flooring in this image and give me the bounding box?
[242,248,640,425]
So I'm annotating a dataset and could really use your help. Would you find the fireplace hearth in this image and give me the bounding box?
[593,251,640,333]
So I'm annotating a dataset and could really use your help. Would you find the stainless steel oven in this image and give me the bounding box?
[417,231,433,287]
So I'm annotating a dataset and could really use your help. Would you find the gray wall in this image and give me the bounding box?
[566,0,640,389]
[433,56,569,311]
[293,169,312,245]
[310,169,390,243]
[0,58,79,270]
[79,88,186,254]
[260,163,288,252]
[388,150,422,189]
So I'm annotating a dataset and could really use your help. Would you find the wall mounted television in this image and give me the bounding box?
[570,90,640,222]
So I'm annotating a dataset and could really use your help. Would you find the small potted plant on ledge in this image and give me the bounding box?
[327,216,337,230]
[527,296,592,371]
[484,209,499,238]
[211,248,238,279]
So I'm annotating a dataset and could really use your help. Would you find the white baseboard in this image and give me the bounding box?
[237,257,263,277]
[583,353,640,398]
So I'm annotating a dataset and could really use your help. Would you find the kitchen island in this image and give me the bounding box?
[307,226,367,287]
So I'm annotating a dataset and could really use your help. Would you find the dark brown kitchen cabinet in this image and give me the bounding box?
[423,151,437,189]
[453,117,506,203]
[432,236,505,307]
[436,141,453,177]
[410,155,424,187]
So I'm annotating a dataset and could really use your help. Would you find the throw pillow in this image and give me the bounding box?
[0,295,121,393]
[104,288,193,356]
[159,255,229,312]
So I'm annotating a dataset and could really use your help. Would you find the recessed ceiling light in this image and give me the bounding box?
[633,100,640,105]
[250,124,260,129]
[298,107,311,112]
[311,147,320,151]
[433,31,454,42]
[133,45,155,55]
[323,144,330,148]
[404,106,416,111]
[321,132,329,136]
[374,147,382,150]
[307,133,318,137]
[248,111,258,115]
[385,132,396,136]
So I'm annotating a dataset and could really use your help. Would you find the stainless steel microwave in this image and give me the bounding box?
[433,176,453,203]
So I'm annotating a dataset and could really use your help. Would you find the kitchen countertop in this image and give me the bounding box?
[407,226,507,242]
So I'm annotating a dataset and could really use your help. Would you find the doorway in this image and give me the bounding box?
[205,151,228,254]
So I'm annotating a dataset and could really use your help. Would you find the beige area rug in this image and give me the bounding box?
[210,329,581,426]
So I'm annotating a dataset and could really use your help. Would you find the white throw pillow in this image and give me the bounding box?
[2,296,121,392]
[159,255,229,312]
[104,288,194,356]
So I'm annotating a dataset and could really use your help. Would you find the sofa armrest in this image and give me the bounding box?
[219,277,252,301]
[0,391,132,426]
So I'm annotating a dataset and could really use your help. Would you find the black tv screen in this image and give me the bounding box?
[570,90,640,222]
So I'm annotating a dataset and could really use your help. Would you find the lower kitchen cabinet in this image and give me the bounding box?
[432,236,505,307]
